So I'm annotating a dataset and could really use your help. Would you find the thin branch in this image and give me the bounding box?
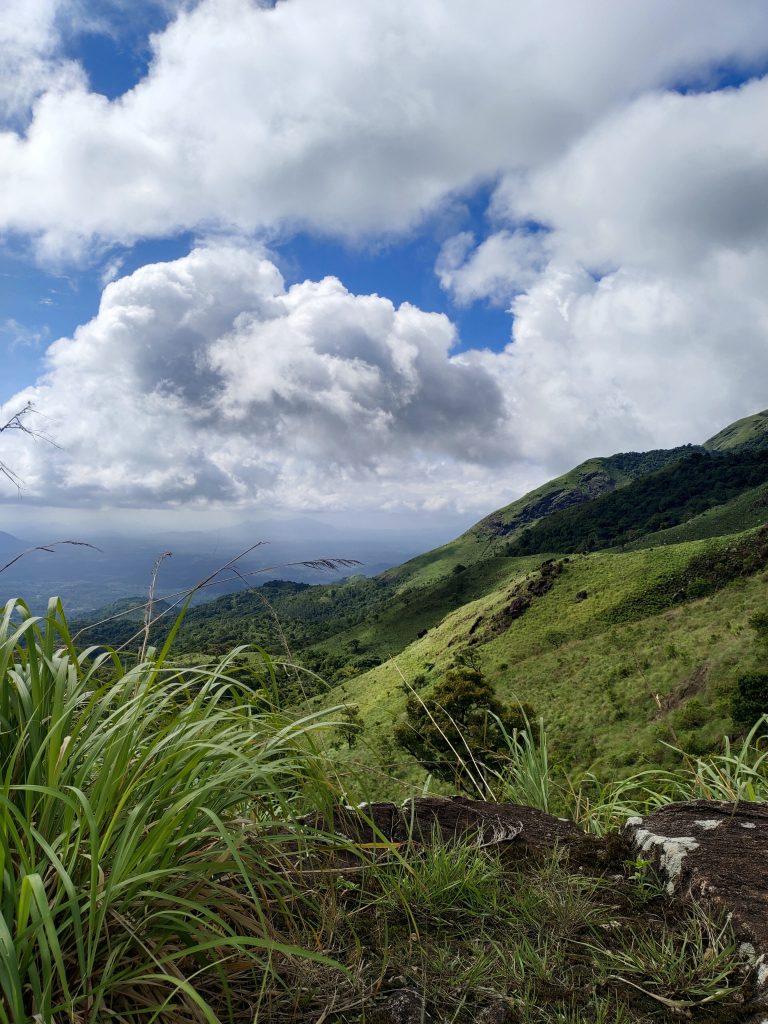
[139,551,173,662]
[0,402,61,491]
[0,540,103,577]
[73,546,363,654]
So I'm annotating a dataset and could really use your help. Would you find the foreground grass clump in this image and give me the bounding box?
[300,841,750,1022]
[0,597,762,1022]
[0,598,343,1023]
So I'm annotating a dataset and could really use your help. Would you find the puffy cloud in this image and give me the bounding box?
[0,244,515,512]
[2,238,767,516]
[436,229,552,306]
[1,0,768,254]
[0,0,83,125]
[428,73,768,473]
[1,2,767,517]
[489,251,768,467]
[499,76,768,274]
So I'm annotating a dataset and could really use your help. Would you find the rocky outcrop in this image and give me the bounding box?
[473,558,565,644]
[368,988,434,1024]
[298,797,768,1018]
[302,795,582,853]
[625,800,768,1015]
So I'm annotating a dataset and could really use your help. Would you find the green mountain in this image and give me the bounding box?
[704,408,768,450]
[384,445,701,590]
[506,446,768,556]
[76,409,768,788]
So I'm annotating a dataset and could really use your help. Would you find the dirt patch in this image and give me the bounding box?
[661,662,710,712]
[473,559,564,643]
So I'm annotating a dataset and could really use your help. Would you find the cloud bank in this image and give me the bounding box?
[0,245,514,512]
[0,1,767,515]
[2,238,767,513]
[1,0,767,256]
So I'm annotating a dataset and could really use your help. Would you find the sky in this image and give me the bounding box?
[1,0,768,532]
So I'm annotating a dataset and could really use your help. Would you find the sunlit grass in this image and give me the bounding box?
[0,593,761,1022]
[0,597,345,1023]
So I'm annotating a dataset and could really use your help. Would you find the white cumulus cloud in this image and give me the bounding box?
[436,229,552,306]
[2,240,767,515]
[1,0,767,255]
[0,244,518,512]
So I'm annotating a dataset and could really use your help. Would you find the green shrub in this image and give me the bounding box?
[335,703,365,749]
[731,671,768,728]
[394,668,535,791]
[686,578,714,599]
[749,610,768,643]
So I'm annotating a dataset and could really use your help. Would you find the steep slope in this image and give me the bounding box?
[705,408,768,451]
[0,531,28,561]
[394,407,768,590]
[506,446,768,556]
[76,407,768,689]
[384,446,700,590]
[314,526,768,796]
[622,479,768,549]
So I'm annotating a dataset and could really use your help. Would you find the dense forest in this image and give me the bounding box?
[506,447,768,556]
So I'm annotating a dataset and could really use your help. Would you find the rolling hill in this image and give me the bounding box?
[73,408,768,789]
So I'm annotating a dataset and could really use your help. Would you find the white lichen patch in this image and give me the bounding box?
[633,829,699,893]
[740,942,757,963]
[738,944,768,988]
[693,819,721,830]
[741,821,757,829]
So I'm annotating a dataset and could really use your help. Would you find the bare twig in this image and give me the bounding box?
[0,539,102,577]
[139,551,173,662]
[72,545,363,655]
[0,402,61,490]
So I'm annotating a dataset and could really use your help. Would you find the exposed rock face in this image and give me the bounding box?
[303,796,582,853]
[475,558,565,643]
[625,800,768,1012]
[479,472,618,538]
[300,798,768,1017]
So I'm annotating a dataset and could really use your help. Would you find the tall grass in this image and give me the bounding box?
[405,690,768,834]
[1,587,764,1021]
[0,598,344,1023]
[492,714,768,834]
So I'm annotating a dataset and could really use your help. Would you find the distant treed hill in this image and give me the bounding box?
[506,448,768,556]
[74,576,391,660]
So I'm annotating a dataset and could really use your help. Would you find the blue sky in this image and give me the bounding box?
[1,0,767,521]
[0,6,515,394]
[1,178,514,397]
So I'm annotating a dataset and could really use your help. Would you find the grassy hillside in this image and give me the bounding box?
[309,529,768,798]
[2,600,763,1023]
[705,408,768,450]
[385,446,700,590]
